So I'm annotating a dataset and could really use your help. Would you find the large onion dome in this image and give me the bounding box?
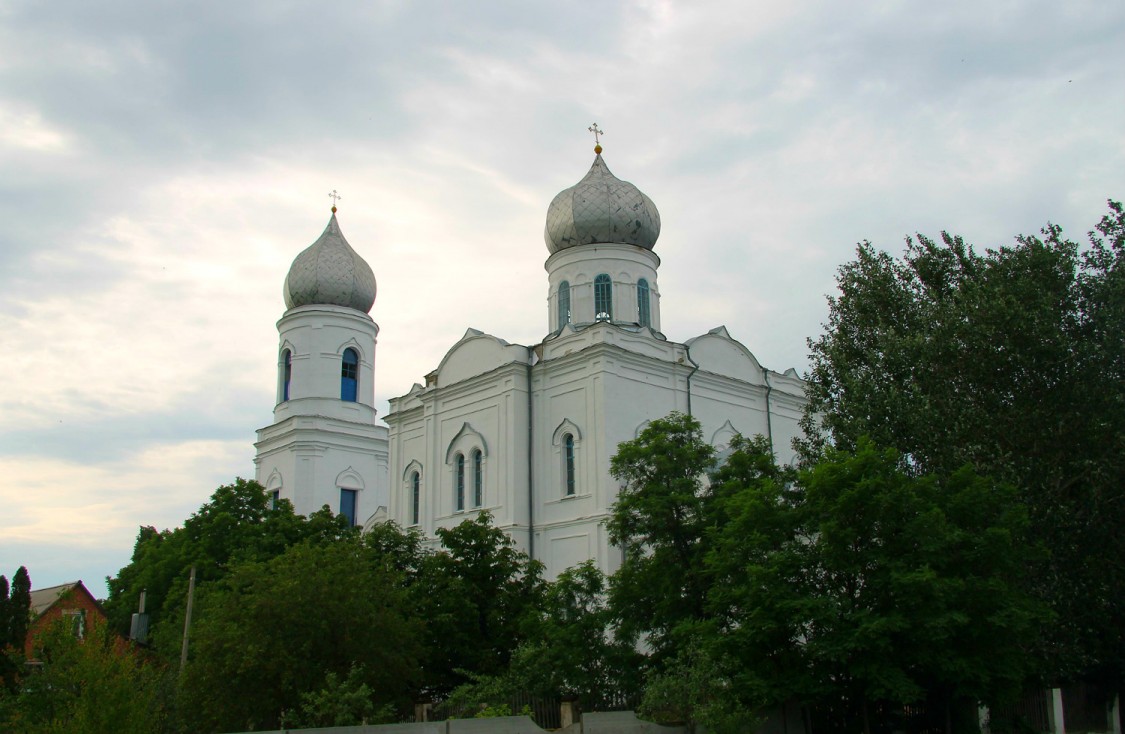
[283,213,377,313]
[544,153,661,254]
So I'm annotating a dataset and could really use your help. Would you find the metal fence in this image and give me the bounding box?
[987,689,1053,733]
[803,697,980,734]
[1062,684,1115,734]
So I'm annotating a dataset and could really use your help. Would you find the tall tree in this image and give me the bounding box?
[178,537,421,732]
[443,561,644,715]
[606,413,717,657]
[518,561,643,709]
[802,201,1125,686]
[708,440,1044,734]
[104,478,354,660]
[412,513,543,697]
[7,569,30,658]
[0,574,16,693]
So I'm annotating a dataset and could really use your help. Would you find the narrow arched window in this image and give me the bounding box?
[594,274,612,321]
[455,453,465,511]
[281,349,292,401]
[637,278,651,328]
[341,348,359,402]
[340,488,358,526]
[564,433,576,496]
[558,281,571,330]
[472,449,483,508]
[411,471,420,525]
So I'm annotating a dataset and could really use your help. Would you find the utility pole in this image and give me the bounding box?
[180,565,196,673]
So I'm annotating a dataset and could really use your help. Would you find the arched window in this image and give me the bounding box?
[594,274,612,321]
[564,433,576,496]
[281,349,292,401]
[472,449,483,508]
[341,348,359,402]
[340,488,358,526]
[411,471,420,525]
[455,453,465,512]
[558,281,571,330]
[637,278,651,328]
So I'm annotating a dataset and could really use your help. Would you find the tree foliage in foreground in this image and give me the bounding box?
[803,201,1125,686]
[448,560,643,714]
[178,537,421,733]
[412,512,545,698]
[0,567,32,692]
[710,439,1044,732]
[608,414,1042,734]
[104,478,356,661]
[607,414,719,657]
[0,619,168,734]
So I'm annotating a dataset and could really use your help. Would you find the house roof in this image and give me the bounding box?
[28,581,100,618]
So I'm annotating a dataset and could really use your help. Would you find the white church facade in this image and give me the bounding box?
[255,143,806,579]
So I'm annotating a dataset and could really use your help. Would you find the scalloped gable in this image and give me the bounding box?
[434,328,531,386]
[684,326,765,385]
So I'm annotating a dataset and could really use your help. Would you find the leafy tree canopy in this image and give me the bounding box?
[708,439,1045,731]
[0,567,32,691]
[0,618,168,734]
[178,536,421,733]
[103,478,355,661]
[802,201,1125,685]
[412,512,544,697]
[606,413,718,655]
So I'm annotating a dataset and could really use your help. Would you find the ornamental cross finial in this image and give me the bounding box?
[588,123,604,145]
[328,189,342,212]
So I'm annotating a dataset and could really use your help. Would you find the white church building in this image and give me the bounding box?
[254,142,807,579]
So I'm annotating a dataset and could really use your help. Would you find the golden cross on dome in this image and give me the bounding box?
[328,189,342,212]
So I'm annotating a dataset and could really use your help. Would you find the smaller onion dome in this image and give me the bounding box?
[283,213,377,313]
[544,153,661,254]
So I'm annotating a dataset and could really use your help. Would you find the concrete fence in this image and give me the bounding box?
[237,711,689,734]
[235,689,1124,734]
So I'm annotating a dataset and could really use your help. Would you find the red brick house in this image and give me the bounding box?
[24,580,108,658]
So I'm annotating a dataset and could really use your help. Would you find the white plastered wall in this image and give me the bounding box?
[255,303,390,525]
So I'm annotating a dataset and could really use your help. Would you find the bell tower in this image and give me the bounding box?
[254,200,389,526]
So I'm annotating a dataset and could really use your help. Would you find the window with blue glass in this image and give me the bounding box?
[340,488,358,526]
[411,471,420,525]
[341,348,359,402]
[637,278,651,328]
[558,281,571,330]
[564,433,576,496]
[472,449,483,508]
[281,349,292,401]
[594,274,612,321]
[455,453,465,511]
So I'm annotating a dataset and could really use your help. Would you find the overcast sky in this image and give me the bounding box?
[1,0,1122,595]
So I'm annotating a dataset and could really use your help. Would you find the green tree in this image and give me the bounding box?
[0,618,169,734]
[709,440,1045,733]
[803,201,1125,686]
[606,413,717,657]
[520,561,643,708]
[178,537,421,732]
[413,513,544,697]
[451,561,644,712]
[0,567,31,692]
[7,568,30,657]
[104,478,354,661]
[638,639,758,734]
[281,664,394,729]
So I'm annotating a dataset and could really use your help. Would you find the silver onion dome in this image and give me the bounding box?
[544,153,661,254]
[283,213,377,313]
